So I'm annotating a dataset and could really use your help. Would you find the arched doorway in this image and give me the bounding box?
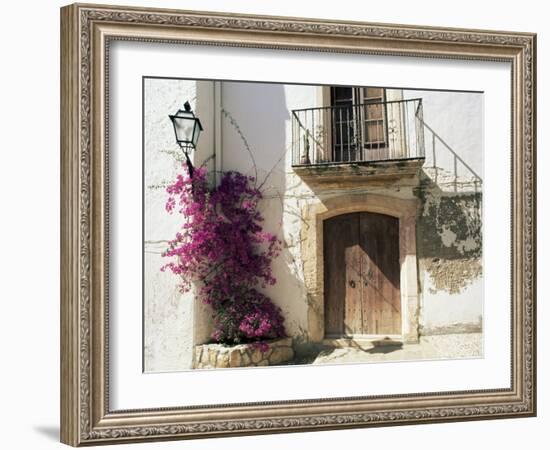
[324,212,401,337]
[300,193,419,344]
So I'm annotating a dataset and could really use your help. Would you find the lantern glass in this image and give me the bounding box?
[192,121,202,147]
[171,110,196,145]
[170,101,203,151]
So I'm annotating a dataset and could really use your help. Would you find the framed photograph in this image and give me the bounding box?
[60,3,536,446]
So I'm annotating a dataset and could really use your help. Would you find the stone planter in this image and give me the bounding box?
[194,337,294,369]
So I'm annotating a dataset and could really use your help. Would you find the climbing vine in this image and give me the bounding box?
[161,165,286,346]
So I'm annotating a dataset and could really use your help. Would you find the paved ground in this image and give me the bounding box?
[292,333,483,366]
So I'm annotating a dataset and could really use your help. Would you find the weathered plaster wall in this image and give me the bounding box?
[415,185,483,334]
[404,89,483,334]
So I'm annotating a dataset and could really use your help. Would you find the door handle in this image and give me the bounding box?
[349,280,356,288]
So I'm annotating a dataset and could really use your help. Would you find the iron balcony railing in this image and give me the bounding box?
[291,98,425,166]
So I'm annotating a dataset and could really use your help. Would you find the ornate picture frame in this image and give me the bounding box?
[60,3,536,446]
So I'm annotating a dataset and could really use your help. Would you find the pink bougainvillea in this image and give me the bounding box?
[161,165,286,345]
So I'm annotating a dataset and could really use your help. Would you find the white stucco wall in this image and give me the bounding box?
[420,276,483,333]
[144,79,484,372]
[143,78,216,372]
[403,89,483,184]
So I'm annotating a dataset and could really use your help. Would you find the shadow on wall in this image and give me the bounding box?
[220,82,309,343]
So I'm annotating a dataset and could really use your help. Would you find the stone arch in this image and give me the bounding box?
[300,193,420,343]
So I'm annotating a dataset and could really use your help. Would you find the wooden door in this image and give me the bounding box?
[324,212,401,337]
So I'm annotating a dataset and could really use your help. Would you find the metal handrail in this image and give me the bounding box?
[291,98,425,166]
[291,111,326,152]
[291,97,424,113]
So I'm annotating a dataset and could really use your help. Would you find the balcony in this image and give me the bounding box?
[291,98,426,186]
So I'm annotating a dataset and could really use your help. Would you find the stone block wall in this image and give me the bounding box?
[194,338,294,369]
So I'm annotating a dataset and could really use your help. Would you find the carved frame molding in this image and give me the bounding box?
[60,3,536,446]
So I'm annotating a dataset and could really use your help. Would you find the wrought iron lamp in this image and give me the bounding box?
[169,101,203,178]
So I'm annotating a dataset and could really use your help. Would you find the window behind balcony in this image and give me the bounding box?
[330,87,388,162]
